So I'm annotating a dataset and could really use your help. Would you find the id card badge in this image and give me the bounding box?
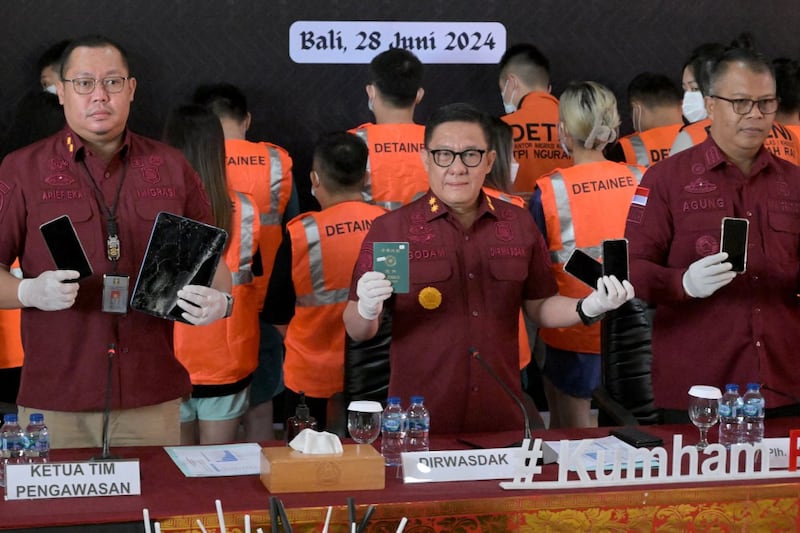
[102,274,129,313]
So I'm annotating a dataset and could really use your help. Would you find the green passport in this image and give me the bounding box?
[373,241,410,293]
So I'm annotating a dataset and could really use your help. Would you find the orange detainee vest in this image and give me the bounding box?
[482,187,532,369]
[284,201,386,398]
[765,121,800,164]
[537,161,644,353]
[502,92,572,196]
[174,191,261,385]
[681,119,711,146]
[224,139,293,309]
[620,124,683,168]
[0,261,23,369]
[351,122,428,210]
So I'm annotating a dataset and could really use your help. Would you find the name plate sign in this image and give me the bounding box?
[5,460,141,500]
[401,448,518,483]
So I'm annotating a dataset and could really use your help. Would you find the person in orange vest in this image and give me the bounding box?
[531,82,644,428]
[164,105,260,445]
[773,57,800,161]
[498,43,571,202]
[0,263,23,416]
[263,132,386,429]
[194,83,297,442]
[608,73,683,168]
[350,48,428,210]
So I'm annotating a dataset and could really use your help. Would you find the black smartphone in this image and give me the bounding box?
[720,217,749,273]
[39,215,93,281]
[610,427,663,448]
[602,238,629,282]
[564,249,603,288]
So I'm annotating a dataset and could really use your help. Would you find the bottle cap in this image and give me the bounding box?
[747,382,760,391]
[3,413,17,424]
[387,396,401,405]
[410,395,424,404]
[725,384,739,392]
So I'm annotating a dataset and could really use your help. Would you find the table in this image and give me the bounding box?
[3,421,800,532]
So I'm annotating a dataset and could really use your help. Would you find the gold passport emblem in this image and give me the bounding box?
[418,286,442,310]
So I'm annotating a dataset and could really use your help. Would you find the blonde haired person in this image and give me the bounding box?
[531,81,644,428]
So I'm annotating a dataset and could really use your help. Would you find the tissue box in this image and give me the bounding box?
[260,444,385,493]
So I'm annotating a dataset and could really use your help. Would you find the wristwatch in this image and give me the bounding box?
[223,293,234,318]
[576,298,603,326]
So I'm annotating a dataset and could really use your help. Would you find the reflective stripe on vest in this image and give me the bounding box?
[260,147,284,226]
[232,191,256,286]
[547,166,643,264]
[628,135,649,167]
[295,216,350,307]
[353,128,374,203]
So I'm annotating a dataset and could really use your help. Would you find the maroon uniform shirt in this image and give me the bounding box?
[625,136,800,410]
[350,191,557,434]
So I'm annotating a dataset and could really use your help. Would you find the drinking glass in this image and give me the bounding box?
[688,385,722,450]
[347,401,383,444]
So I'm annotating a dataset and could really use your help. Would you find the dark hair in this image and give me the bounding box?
[162,105,232,240]
[424,102,493,147]
[498,43,551,88]
[312,132,368,193]
[684,42,726,95]
[59,35,131,78]
[0,91,65,162]
[484,116,513,193]
[627,72,682,108]
[774,57,800,114]
[369,48,423,108]
[193,83,249,123]
[708,47,774,95]
[36,40,71,75]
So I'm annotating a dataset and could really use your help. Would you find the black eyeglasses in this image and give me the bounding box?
[62,76,129,95]
[709,95,780,115]
[427,148,487,168]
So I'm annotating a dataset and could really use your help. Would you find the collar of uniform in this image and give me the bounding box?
[701,135,775,175]
[519,91,558,110]
[60,126,131,162]
[420,190,498,223]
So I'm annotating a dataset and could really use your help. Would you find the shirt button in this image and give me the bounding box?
[464,235,470,241]
[752,275,759,281]
[755,341,762,348]
[104,172,111,178]
[754,307,761,313]
[472,310,479,317]
[746,211,753,217]
[468,273,475,279]
[123,347,129,353]
[472,386,479,392]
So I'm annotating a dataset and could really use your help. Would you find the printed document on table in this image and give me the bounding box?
[165,443,262,477]
[544,436,659,471]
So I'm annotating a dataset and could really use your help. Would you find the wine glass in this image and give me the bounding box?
[688,385,722,450]
[347,401,383,444]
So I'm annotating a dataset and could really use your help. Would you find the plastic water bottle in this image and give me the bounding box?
[381,397,407,466]
[742,383,765,444]
[24,413,50,463]
[718,384,744,449]
[406,396,430,453]
[1,414,25,487]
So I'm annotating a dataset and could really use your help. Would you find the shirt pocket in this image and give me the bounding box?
[488,257,529,282]
[36,202,98,258]
[767,211,800,264]
[410,259,452,285]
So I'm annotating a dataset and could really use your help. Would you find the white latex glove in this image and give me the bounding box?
[582,275,636,317]
[682,252,736,298]
[17,270,80,310]
[176,284,229,326]
[356,271,394,320]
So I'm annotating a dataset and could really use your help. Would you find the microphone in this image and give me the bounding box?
[469,347,531,444]
[92,343,119,461]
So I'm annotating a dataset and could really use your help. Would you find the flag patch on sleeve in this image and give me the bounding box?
[632,186,649,207]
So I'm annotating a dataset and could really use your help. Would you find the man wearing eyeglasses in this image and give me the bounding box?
[625,47,800,419]
[0,35,232,448]
[344,103,634,435]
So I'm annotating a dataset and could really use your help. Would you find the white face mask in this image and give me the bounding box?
[44,84,57,95]
[510,160,520,184]
[682,91,707,123]
[501,79,517,114]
